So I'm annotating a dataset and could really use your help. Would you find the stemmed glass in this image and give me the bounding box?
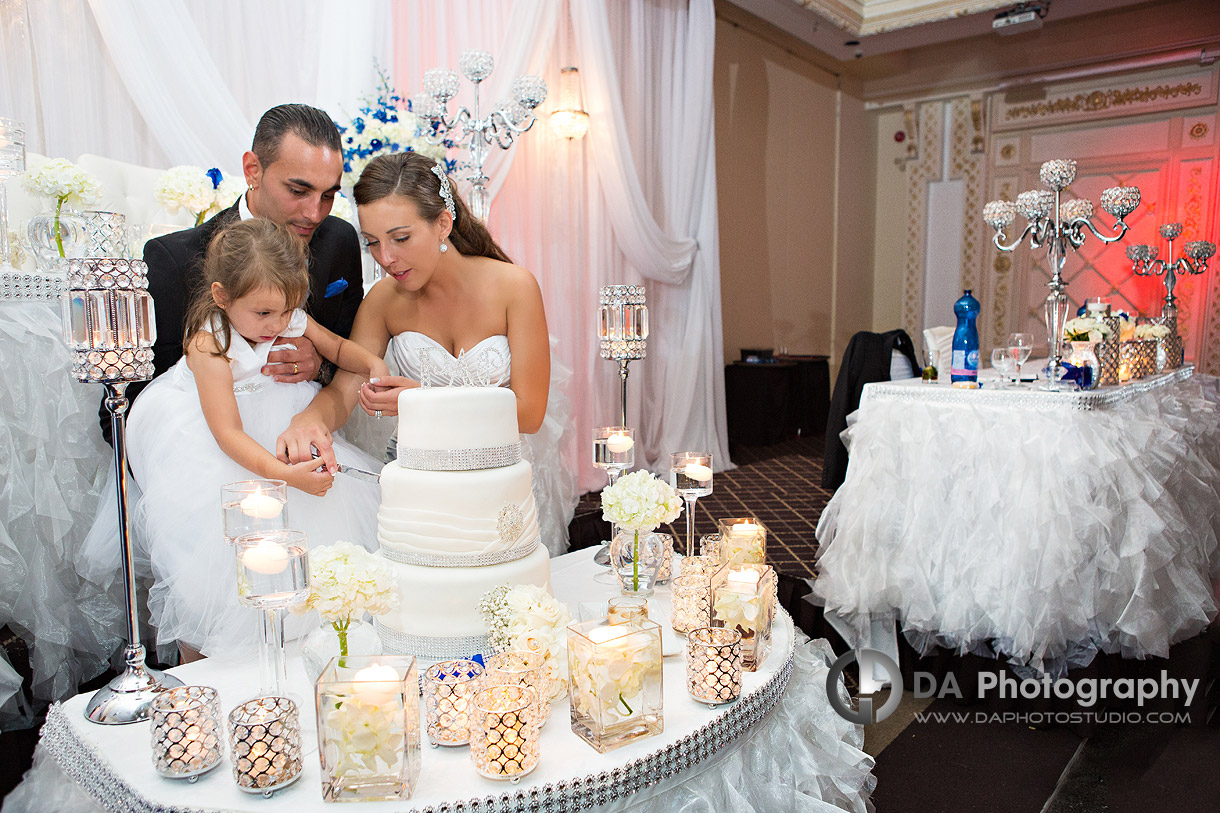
[1007,332,1034,385]
[234,529,310,699]
[990,349,1013,389]
[669,452,713,557]
[592,427,634,578]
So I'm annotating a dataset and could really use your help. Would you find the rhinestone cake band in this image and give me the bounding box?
[397,440,522,471]
[373,619,491,663]
[379,535,540,568]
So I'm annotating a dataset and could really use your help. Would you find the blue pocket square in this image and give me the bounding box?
[324,279,349,298]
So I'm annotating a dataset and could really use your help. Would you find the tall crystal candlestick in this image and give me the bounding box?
[598,285,648,426]
[982,160,1139,391]
[62,258,182,724]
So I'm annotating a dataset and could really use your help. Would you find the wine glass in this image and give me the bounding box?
[989,348,1011,389]
[669,452,713,557]
[592,427,634,577]
[1007,332,1034,385]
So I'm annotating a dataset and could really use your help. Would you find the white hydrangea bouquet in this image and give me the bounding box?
[297,540,398,657]
[479,583,572,703]
[154,166,245,226]
[600,469,683,592]
[1063,315,1112,343]
[1133,322,1170,341]
[20,158,102,257]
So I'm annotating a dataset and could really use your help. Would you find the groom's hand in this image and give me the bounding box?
[265,336,321,383]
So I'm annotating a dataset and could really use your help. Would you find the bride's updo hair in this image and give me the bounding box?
[353,152,511,263]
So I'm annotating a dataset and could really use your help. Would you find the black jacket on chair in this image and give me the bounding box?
[822,329,919,490]
[98,201,364,443]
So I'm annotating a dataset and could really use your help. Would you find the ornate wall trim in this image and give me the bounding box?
[901,103,944,339]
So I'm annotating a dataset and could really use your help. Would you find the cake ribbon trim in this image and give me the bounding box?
[397,440,522,471]
[373,619,491,663]
[379,534,541,568]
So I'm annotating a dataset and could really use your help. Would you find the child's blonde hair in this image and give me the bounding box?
[183,219,310,358]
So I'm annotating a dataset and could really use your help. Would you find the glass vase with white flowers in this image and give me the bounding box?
[21,157,102,268]
[154,165,244,226]
[601,470,683,597]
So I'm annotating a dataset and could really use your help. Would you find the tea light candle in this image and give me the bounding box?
[684,463,713,482]
[240,490,283,520]
[606,431,634,454]
[241,537,290,575]
[726,568,762,587]
[352,663,401,706]
[730,522,760,537]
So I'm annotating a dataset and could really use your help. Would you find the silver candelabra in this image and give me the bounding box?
[413,50,547,221]
[598,285,649,426]
[1127,222,1215,317]
[983,159,1140,390]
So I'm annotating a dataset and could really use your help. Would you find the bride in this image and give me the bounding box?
[278,151,576,555]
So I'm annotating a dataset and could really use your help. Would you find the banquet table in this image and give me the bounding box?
[811,365,1220,677]
[5,547,876,813]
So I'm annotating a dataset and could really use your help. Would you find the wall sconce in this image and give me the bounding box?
[550,66,589,141]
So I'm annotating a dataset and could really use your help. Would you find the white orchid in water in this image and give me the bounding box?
[570,634,653,722]
[320,694,404,778]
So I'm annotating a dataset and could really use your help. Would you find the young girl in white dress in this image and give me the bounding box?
[123,219,387,661]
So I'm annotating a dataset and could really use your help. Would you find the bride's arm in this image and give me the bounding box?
[278,283,395,466]
[505,266,550,434]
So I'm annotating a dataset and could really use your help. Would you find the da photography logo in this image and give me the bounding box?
[827,649,902,725]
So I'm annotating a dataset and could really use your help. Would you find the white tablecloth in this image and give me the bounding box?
[4,548,876,812]
[811,367,1220,676]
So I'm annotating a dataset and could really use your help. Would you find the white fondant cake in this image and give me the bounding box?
[375,386,551,661]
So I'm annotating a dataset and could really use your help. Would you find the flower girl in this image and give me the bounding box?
[88,219,386,661]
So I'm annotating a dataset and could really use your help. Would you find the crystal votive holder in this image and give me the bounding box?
[679,554,719,578]
[234,529,309,608]
[484,650,548,725]
[670,575,711,635]
[315,655,421,802]
[150,686,224,780]
[716,518,767,567]
[470,685,541,780]
[686,627,743,706]
[698,533,720,559]
[567,618,663,753]
[222,480,287,545]
[655,534,675,584]
[228,696,302,796]
[607,595,649,626]
[710,563,777,671]
[424,659,484,746]
[1120,339,1156,380]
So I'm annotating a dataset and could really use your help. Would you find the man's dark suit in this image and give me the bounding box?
[99,200,363,441]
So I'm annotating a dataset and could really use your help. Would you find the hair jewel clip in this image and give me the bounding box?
[431,161,457,223]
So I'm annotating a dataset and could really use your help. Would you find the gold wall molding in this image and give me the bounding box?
[902,103,943,339]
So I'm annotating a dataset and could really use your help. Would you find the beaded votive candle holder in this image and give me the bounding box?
[698,533,720,559]
[716,518,767,567]
[670,574,711,635]
[484,650,549,725]
[228,696,302,796]
[470,685,541,780]
[150,686,223,780]
[567,618,663,753]
[686,627,743,706]
[424,659,484,746]
[679,554,719,578]
[315,655,421,802]
[711,563,777,671]
[607,595,649,626]
[656,535,674,583]
[1120,339,1156,379]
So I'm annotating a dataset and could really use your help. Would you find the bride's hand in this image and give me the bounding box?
[358,375,415,417]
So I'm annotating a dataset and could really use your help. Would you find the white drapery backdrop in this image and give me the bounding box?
[0,0,728,489]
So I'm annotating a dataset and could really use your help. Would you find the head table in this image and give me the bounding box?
[811,365,1220,678]
[5,547,875,812]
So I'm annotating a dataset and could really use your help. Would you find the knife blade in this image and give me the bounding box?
[311,451,381,483]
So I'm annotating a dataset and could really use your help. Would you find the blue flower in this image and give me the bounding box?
[206,167,223,189]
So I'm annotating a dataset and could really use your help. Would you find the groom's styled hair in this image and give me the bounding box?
[251,104,342,167]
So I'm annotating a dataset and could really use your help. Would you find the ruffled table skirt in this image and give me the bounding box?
[812,368,1220,676]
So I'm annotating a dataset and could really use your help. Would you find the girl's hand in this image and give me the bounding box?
[358,375,414,417]
[283,458,335,496]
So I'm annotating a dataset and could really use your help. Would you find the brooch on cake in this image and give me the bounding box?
[497,503,525,545]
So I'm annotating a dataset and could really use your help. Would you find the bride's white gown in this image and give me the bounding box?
[388,331,577,557]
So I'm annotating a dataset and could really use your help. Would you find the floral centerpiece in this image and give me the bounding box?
[601,470,683,593]
[1063,315,1112,343]
[20,158,101,258]
[154,166,244,226]
[337,68,452,188]
[479,583,572,703]
[1133,322,1170,341]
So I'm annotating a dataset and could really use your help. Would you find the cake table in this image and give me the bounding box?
[6,548,876,812]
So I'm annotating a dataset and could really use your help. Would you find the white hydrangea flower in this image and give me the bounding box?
[1063,315,1111,343]
[600,469,683,532]
[21,158,102,207]
[154,166,243,225]
[1133,322,1170,340]
[299,540,399,623]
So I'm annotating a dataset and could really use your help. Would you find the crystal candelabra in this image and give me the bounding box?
[1127,222,1215,316]
[983,159,1140,390]
[598,285,649,426]
[413,50,547,221]
[61,258,181,723]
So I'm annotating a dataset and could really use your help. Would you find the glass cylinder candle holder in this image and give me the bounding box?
[679,554,719,578]
[315,655,421,802]
[716,518,767,567]
[686,627,743,706]
[150,686,224,780]
[698,533,720,559]
[670,575,711,635]
[607,595,649,626]
[470,685,540,780]
[710,563,777,671]
[222,480,288,545]
[484,650,548,725]
[423,659,484,746]
[593,426,635,475]
[567,618,663,753]
[228,697,302,796]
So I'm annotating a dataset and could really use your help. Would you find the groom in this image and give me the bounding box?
[100,103,363,442]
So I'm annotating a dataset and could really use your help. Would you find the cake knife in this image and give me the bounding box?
[311,451,381,483]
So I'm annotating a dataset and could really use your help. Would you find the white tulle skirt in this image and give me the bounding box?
[77,364,382,660]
